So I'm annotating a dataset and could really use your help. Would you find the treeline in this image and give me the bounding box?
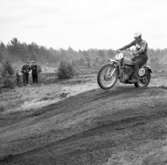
[0,38,167,71]
[0,38,114,67]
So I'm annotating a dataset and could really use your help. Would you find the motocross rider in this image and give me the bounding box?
[118,33,148,82]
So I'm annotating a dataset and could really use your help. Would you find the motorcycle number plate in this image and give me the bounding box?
[138,68,145,76]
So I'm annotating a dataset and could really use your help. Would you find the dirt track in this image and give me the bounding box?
[0,75,167,165]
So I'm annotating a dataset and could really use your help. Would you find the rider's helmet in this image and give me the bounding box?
[134,32,142,40]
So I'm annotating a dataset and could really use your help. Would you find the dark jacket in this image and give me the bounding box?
[30,64,38,74]
[21,64,30,74]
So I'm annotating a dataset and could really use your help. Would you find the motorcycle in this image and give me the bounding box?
[97,51,152,90]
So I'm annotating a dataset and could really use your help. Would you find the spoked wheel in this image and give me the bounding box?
[97,64,118,90]
[134,72,151,88]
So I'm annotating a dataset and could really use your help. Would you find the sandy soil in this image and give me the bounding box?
[0,73,167,165]
[0,74,97,114]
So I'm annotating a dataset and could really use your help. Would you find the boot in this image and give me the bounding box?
[130,65,139,83]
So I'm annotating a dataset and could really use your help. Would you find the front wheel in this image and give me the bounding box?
[97,64,118,90]
[134,71,151,88]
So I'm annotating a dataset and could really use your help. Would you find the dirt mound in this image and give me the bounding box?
[0,85,167,165]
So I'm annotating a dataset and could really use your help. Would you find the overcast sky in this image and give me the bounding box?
[0,0,167,50]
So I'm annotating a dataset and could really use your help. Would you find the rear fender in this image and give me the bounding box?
[144,66,152,73]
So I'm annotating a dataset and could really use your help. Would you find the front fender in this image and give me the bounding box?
[108,59,119,66]
[109,59,117,63]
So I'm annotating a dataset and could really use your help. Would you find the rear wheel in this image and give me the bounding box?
[97,64,118,90]
[134,71,151,88]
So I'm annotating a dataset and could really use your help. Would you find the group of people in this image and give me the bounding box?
[16,61,40,86]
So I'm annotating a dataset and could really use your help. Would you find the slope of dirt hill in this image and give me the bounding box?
[0,73,167,165]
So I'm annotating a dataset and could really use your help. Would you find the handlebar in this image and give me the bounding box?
[115,50,138,57]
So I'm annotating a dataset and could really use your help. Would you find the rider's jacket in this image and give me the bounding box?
[21,64,30,74]
[119,39,148,58]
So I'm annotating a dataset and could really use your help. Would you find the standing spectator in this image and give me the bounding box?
[16,69,21,86]
[30,61,38,84]
[21,61,30,85]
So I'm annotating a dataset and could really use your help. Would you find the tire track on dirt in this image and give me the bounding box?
[0,86,167,164]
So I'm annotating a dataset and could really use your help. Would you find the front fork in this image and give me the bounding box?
[104,67,117,81]
[104,62,118,80]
